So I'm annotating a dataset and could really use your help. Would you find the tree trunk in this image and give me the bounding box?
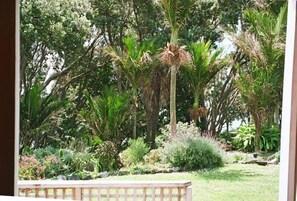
[169,28,178,137]
[132,90,137,139]
[199,92,208,132]
[170,64,177,136]
[253,115,262,153]
[145,69,161,149]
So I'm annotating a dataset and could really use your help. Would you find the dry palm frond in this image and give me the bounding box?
[103,46,123,64]
[273,41,285,51]
[188,107,208,122]
[159,43,191,67]
[251,0,268,9]
[140,52,153,64]
[232,32,267,67]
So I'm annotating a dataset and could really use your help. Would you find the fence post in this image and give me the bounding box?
[186,186,192,201]
[74,187,82,201]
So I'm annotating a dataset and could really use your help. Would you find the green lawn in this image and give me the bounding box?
[103,164,279,201]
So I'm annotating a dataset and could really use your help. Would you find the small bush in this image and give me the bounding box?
[231,124,281,152]
[95,141,118,171]
[42,154,62,178]
[261,124,280,151]
[219,131,235,144]
[121,138,150,166]
[70,151,101,173]
[232,125,255,152]
[19,146,102,180]
[144,149,161,164]
[156,121,200,147]
[163,136,224,170]
[19,155,46,180]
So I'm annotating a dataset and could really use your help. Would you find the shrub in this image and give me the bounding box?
[95,141,118,171]
[19,146,103,180]
[156,121,200,147]
[19,155,46,180]
[231,124,280,152]
[70,151,101,173]
[219,131,235,145]
[232,124,255,152]
[261,124,280,151]
[42,154,62,178]
[163,136,224,170]
[144,148,161,164]
[33,146,56,160]
[121,138,150,166]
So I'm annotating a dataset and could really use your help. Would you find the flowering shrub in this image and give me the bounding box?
[19,155,46,180]
[42,155,62,178]
[163,135,224,170]
[156,121,200,147]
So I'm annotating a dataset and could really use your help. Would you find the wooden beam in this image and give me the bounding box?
[279,1,297,200]
[0,0,17,196]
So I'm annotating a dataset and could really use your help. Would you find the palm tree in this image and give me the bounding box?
[107,37,155,139]
[20,84,64,151]
[182,41,228,127]
[82,86,131,145]
[157,0,198,136]
[232,4,287,153]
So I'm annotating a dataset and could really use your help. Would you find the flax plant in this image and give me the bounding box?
[232,4,287,152]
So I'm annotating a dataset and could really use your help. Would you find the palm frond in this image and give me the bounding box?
[182,40,227,93]
[232,32,267,67]
[159,43,191,67]
[156,0,199,30]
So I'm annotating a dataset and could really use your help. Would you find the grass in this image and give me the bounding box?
[103,163,279,201]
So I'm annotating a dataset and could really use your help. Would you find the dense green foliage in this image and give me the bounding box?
[163,136,224,170]
[19,147,102,180]
[19,0,287,175]
[220,124,281,152]
[121,138,150,166]
[159,122,223,170]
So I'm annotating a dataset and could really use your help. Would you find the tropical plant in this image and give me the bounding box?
[81,86,131,146]
[121,138,150,166]
[231,124,281,152]
[261,124,280,151]
[107,37,155,139]
[232,4,287,152]
[232,124,255,152]
[157,0,198,136]
[19,155,46,180]
[182,40,228,128]
[141,59,169,148]
[20,84,64,151]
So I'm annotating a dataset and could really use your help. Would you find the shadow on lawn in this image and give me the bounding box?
[195,169,261,181]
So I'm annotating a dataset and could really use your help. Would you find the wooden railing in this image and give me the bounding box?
[18,180,192,201]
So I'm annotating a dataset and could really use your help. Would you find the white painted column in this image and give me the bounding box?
[279,1,297,201]
[15,0,20,196]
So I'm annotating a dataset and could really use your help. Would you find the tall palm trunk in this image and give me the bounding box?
[170,64,177,136]
[170,29,179,136]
